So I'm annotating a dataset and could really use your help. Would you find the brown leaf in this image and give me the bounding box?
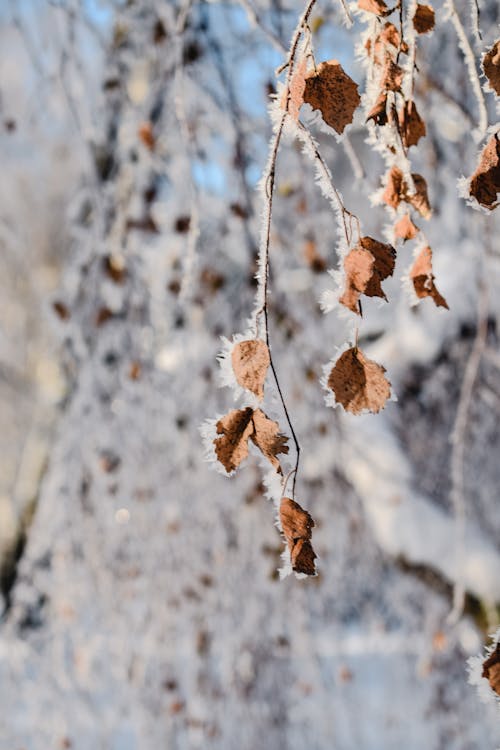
[138,121,155,150]
[410,246,448,309]
[53,301,70,320]
[281,55,308,121]
[250,409,289,473]
[214,408,289,474]
[382,60,405,92]
[408,173,432,218]
[365,23,406,66]
[482,643,500,696]
[214,407,255,473]
[303,239,327,272]
[358,0,388,15]
[303,61,360,134]
[382,168,432,218]
[327,346,391,414]
[413,3,435,33]
[231,339,270,400]
[280,497,317,576]
[340,236,396,313]
[469,133,500,210]
[383,166,405,209]
[366,92,389,125]
[398,100,426,148]
[394,214,419,240]
[483,40,500,96]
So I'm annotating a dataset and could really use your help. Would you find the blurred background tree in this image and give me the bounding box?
[0,0,499,747]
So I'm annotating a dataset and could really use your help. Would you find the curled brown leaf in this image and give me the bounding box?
[327,346,391,414]
[281,55,308,121]
[394,214,419,241]
[410,246,448,309]
[303,60,360,134]
[469,132,500,210]
[358,0,389,15]
[231,339,270,400]
[482,643,500,696]
[483,40,500,97]
[280,497,317,576]
[339,236,396,313]
[398,100,426,148]
[214,407,289,474]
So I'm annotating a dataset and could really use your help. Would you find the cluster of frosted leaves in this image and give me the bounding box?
[359,0,449,312]
[467,39,500,210]
[211,339,317,576]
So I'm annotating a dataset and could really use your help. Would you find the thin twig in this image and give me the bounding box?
[447,275,489,624]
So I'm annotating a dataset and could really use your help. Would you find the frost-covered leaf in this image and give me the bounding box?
[214,407,255,473]
[250,409,289,473]
[366,92,388,125]
[410,246,448,309]
[279,497,317,575]
[231,339,270,400]
[394,214,419,240]
[483,40,500,96]
[303,60,360,134]
[469,132,500,210]
[382,60,405,92]
[383,168,432,218]
[398,101,426,148]
[214,407,288,473]
[358,0,388,15]
[327,347,391,414]
[413,3,435,34]
[382,166,405,209]
[482,642,500,696]
[339,236,396,313]
[281,55,308,121]
[409,174,432,218]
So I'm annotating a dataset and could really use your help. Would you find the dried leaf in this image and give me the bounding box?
[231,339,270,400]
[214,407,289,474]
[413,3,435,33]
[399,100,426,148]
[250,409,289,473]
[53,301,70,320]
[482,643,500,696]
[340,236,396,313]
[327,346,391,414]
[409,173,432,218]
[281,56,308,121]
[366,92,389,125]
[410,246,448,309]
[358,0,388,15]
[303,60,360,134]
[469,133,500,210]
[382,168,432,218]
[365,23,406,65]
[382,60,405,92]
[280,497,317,575]
[483,40,500,96]
[383,166,405,209]
[214,407,254,473]
[379,22,401,50]
[394,214,419,241]
[138,121,155,150]
[303,239,327,272]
